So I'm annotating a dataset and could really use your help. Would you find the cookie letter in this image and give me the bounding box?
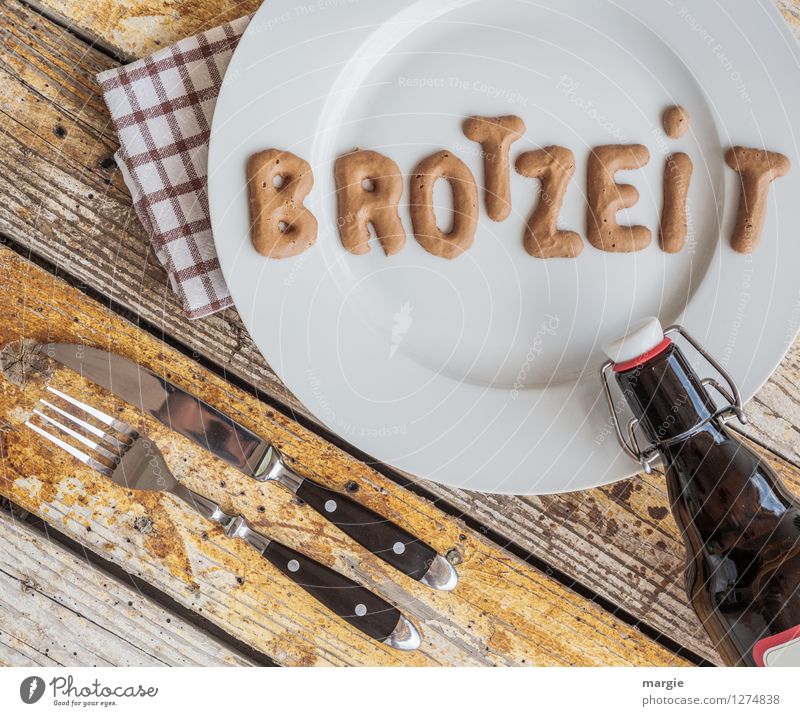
[462,115,526,222]
[725,147,791,254]
[660,153,693,253]
[334,150,406,256]
[246,149,317,258]
[662,106,689,139]
[410,150,479,259]
[515,146,582,258]
[586,144,651,253]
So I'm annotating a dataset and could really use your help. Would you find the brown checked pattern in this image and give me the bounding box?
[97,15,251,319]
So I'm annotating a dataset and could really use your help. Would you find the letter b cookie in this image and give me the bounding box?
[246,149,318,258]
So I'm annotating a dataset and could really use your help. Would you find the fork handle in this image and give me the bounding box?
[261,541,416,646]
[174,485,419,649]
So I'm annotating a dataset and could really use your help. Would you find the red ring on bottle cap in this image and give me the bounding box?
[612,337,672,373]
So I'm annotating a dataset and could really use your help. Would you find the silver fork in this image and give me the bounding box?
[26,386,421,650]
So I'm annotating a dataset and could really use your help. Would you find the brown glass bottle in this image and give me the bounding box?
[614,340,800,666]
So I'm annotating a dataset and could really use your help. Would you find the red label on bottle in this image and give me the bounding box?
[753,625,800,666]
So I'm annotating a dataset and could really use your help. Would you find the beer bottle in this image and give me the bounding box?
[601,317,800,666]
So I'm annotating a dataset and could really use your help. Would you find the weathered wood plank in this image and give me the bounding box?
[25,0,260,59]
[40,0,800,61]
[3,0,800,665]
[0,246,683,666]
[777,0,800,37]
[0,0,301,412]
[740,339,800,467]
[0,508,256,666]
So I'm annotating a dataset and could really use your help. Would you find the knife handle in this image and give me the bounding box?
[295,479,456,590]
[261,540,419,648]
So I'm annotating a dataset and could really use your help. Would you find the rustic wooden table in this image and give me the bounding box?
[1,0,799,667]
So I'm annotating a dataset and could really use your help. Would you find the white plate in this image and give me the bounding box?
[209,0,800,494]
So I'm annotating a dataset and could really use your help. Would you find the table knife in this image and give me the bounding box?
[27,385,420,650]
[46,343,458,591]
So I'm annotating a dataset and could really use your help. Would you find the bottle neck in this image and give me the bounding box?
[615,343,722,447]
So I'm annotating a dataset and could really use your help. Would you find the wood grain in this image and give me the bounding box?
[0,509,256,666]
[25,0,260,59]
[0,0,301,411]
[37,0,798,60]
[1,0,799,665]
[0,245,684,666]
[777,0,800,37]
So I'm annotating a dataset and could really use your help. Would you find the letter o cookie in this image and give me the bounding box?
[410,151,479,260]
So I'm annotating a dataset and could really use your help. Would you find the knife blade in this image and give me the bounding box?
[46,343,458,591]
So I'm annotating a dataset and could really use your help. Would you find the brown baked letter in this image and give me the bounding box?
[586,144,652,253]
[662,106,689,139]
[410,150,479,259]
[334,150,406,256]
[246,149,317,258]
[515,146,582,258]
[463,115,526,222]
[660,152,693,253]
[725,146,791,254]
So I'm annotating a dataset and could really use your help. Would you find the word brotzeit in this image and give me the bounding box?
[245,107,790,260]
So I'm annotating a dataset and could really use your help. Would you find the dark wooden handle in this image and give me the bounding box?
[296,479,438,581]
[262,540,403,643]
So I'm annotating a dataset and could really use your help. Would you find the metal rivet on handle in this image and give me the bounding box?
[287,559,300,573]
[354,604,367,617]
[392,542,406,554]
[324,499,337,513]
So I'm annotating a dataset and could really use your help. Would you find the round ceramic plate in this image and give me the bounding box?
[208,0,800,494]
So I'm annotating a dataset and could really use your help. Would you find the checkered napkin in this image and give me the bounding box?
[97,16,252,319]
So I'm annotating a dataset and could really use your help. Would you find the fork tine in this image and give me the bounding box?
[32,408,119,463]
[38,399,128,451]
[45,386,138,440]
[26,420,113,476]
